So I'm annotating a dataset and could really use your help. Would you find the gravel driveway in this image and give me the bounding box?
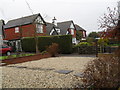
[1,55,95,88]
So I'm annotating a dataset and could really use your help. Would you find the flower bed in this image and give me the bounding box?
[1,53,51,66]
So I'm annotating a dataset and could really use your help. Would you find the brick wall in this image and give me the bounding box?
[4,24,46,40]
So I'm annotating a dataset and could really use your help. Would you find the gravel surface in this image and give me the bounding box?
[2,56,95,88]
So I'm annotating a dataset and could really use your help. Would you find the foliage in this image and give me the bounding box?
[98,38,108,46]
[76,31,83,40]
[87,32,99,46]
[1,54,35,60]
[40,51,48,55]
[78,42,91,47]
[81,56,120,88]
[86,37,96,45]
[78,46,96,54]
[21,37,36,52]
[88,32,99,39]
[47,43,59,57]
[109,44,120,46]
[73,42,90,50]
[22,35,72,54]
[73,42,96,54]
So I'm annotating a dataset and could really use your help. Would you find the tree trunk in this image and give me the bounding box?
[34,23,39,54]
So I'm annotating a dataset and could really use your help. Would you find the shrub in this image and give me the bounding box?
[73,42,91,48]
[81,56,120,88]
[47,43,59,57]
[79,42,91,46]
[40,51,48,55]
[78,46,96,54]
[73,42,96,54]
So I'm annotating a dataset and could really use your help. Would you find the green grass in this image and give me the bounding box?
[0,54,35,60]
[109,44,120,46]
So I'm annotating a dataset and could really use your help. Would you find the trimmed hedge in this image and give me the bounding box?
[21,37,36,52]
[21,35,72,54]
[78,46,96,54]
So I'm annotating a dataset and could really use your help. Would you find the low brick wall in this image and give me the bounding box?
[2,53,51,66]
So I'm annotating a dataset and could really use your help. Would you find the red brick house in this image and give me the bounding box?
[4,13,46,51]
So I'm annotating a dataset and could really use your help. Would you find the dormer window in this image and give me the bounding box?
[15,27,19,33]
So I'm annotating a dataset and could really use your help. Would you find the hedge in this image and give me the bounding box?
[21,37,36,52]
[78,46,96,54]
[21,35,72,54]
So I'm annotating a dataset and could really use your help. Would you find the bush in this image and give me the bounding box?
[73,42,96,54]
[73,42,91,48]
[81,56,120,88]
[47,43,59,57]
[21,35,72,54]
[78,46,96,54]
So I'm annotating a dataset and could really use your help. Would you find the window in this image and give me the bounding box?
[83,31,86,37]
[36,24,43,33]
[71,29,74,35]
[15,27,19,33]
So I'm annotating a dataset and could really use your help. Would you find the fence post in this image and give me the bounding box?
[96,40,98,57]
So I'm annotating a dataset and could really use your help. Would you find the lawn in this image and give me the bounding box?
[0,54,35,60]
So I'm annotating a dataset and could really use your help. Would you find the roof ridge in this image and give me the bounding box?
[57,20,73,23]
[7,13,39,22]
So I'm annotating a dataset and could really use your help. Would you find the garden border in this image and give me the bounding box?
[1,53,51,66]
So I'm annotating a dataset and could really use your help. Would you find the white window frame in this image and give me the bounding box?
[36,24,43,33]
[83,31,86,37]
[71,29,74,35]
[15,27,19,33]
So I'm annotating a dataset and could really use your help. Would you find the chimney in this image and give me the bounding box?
[52,17,57,26]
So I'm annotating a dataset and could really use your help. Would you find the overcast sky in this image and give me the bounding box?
[0,0,119,34]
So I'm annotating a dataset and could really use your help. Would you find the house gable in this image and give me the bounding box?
[50,27,60,35]
[75,24,86,38]
[70,22,75,29]
[4,13,46,29]
[4,14,47,40]
[35,15,45,24]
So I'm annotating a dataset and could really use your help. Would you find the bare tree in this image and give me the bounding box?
[98,7,119,31]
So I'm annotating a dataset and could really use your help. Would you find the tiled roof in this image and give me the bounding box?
[46,20,76,35]
[4,13,46,29]
[46,22,54,35]
[57,21,72,34]
[75,24,86,31]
